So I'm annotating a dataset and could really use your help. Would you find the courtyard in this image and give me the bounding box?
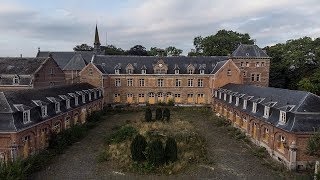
[32,108,297,179]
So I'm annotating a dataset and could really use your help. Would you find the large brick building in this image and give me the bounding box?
[0,83,103,162]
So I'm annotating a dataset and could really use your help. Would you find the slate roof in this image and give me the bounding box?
[37,51,94,69]
[231,44,269,58]
[92,55,229,74]
[63,53,88,70]
[0,57,47,74]
[0,83,102,132]
[216,84,320,133]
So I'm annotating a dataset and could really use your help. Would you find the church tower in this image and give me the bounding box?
[94,24,101,53]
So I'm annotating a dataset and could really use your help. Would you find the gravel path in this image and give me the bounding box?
[32,110,284,180]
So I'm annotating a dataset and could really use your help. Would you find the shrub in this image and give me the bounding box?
[106,126,138,144]
[86,111,103,123]
[167,99,175,106]
[306,131,320,157]
[145,108,152,122]
[131,134,148,162]
[147,139,165,166]
[163,108,170,122]
[0,159,30,180]
[155,108,163,121]
[164,137,178,163]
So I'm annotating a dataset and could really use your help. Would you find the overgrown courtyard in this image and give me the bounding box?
[31,107,304,179]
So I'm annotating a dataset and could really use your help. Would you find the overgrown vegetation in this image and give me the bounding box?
[164,137,178,163]
[131,134,148,162]
[147,139,165,167]
[306,130,320,157]
[155,108,163,121]
[0,109,107,179]
[105,126,138,144]
[163,108,170,122]
[145,108,152,122]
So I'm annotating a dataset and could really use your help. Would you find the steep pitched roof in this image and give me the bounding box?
[63,53,88,70]
[231,44,269,58]
[92,55,229,74]
[0,57,47,74]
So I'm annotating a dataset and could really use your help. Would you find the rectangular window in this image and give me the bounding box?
[246,62,249,67]
[187,94,193,98]
[223,93,227,101]
[251,74,255,82]
[240,62,244,67]
[174,94,181,97]
[243,71,247,77]
[188,69,193,74]
[66,99,70,109]
[243,100,247,109]
[188,79,193,87]
[157,79,164,87]
[82,95,85,103]
[138,94,145,98]
[261,62,265,67]
[229,95,232,103]
[256,74,260,81]
[256,62,260,67]
[175,79,181,87]
[55,102,60,113]
[215,91,218,98]
[264,106,270,118]
[127,93,133,97]
[23,110,30,124]
[41,106,47,117]
[175,69,179,74]
[279,111,286,124]
[50,68,54,75]
[89,68,93,76]
[88,92,92,101]
[219,92,222,99]
[141,69,146,74]
[235,97,239,106]
[127,69,132,74]
[115,78,121,87]
[139,79,145,87]
[94,91,97,99]
[252,102,257,113]
[198,79,203,87]
[200,70,205,74]
[227,69,231,76]
[75,97,79,106]
[115,69,120,74]
[127,79,133,86]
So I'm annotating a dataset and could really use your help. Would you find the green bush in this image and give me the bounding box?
[145,108,152,122]
[147,139,165,166]
[87,111,103,123]
[164,137,178,163]
[155,108,163,121]
[106,126,138,144]
[131,134,148,162]
[306,131,320,157]
[167,99,175,106]
[0,159,30,180]
[163,108,170,122]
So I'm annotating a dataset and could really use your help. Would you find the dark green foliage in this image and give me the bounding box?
[106,126,138,144]
[155,108,163,121]
[145,108,152,122]
[131,134,148,162]
[167,99,175,106]
[306,130,320,157]
[0,159,30,180]
[164,137,178,163]
[147,139,165,166]
[163,108,170,122]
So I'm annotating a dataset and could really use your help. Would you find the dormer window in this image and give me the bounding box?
[175,69,179,74]
[200,70,205,74]
[279,111,286,124]
[115,69,120,74]
[23,110,31,124]
[66,99,70,109]
[223,93,227,101]
[264,106,270,118]
[94,91,97,99]
[252,102,257,113]
[188,69,193,74]
[99,90,102,97]
[227,69,231,76]
[215,91,218,98]
[89,92,92,101]
[41,106,47,117]
[229,95,232,103]
[75,96,79,106]
[13,75,19,84]
[82,95,85,103]
[219,92,222,99]
[55,102,60,113]
[127,69,132,74]
[141,69,146,74]
[89,68,93,76]
[235,97,239,106]
[243,100,247,109]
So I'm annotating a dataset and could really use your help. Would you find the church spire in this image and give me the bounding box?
[94,24,101,53]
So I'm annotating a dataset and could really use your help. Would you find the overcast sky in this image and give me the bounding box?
[0,0,319,57]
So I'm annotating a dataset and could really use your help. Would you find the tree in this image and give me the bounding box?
[148,47,167,56]
[163,108,170,122]
[127,45,148,56]
[145,108,152,122]
[131,134,148,162]
[103,45,125,55]
[164,137,178,163]
[147,139,165,166]
[73,44,93,51]
[188,30,254,56]
[165,46,183,56]
[155,108,163,121]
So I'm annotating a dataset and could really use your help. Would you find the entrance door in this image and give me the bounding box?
[148,93,155,104]
[127,94,133,104]
[187,94,194,103]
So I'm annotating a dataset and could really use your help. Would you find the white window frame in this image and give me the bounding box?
[41,106,47,117]
[227,69,231,76]
[279,111,286,124]
[157,79,164,87]
[175,69,179,74]
[243,100,247,109]
[23,110,31,124]
[139,79,145,87]
[252,102,257,113]
[88,68,93,76]
[141,69,146,74]
[115,78,121,87]
[13,76,19,84]
[127,79,133,87]
[229,95,232,103]
[223,93,227,101]
[175,79,181,87]
[88,92,92,101]
[235,97,239,106]
[127,69,132,74]
[82,95,85,103]
[94,91,97,99]
[188,69,193,74]
[200,69,205,74]
[219,92,222,99]
[115,69,120,74]
[198,79,203,87]
[188,79,193,87]
[215,91,218,98]
[75,97,79,106]
[264,106,270,118]
[66,99,70,109]
[55,102,60,113]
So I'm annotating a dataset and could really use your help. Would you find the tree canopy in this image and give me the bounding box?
[103,45,125,55]
[73,44,93,51]
[127,45,148,56]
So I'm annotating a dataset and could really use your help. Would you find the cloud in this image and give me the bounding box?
[0,0,319,56]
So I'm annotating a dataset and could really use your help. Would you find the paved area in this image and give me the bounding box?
[32,110,285,180]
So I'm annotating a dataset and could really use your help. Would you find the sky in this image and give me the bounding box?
[0,0,320,57]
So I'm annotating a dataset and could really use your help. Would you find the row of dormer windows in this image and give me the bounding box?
[215,90,287,124]
[21,89,102,124]
[113,69,206,75]
[240,61,266,67]
[115,78,204,87]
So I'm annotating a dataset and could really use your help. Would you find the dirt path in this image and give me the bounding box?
[32,110,284,180]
